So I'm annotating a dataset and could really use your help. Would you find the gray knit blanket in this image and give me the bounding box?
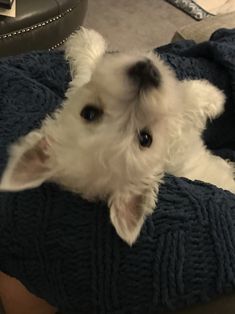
[0,28,235,314]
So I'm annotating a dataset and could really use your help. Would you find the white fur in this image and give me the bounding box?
[65,27,107,95]
[1,28,234,245]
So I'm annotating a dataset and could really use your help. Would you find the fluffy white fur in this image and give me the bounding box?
[1,28,235,245]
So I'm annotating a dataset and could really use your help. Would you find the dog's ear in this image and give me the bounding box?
[109,193,154,245]
[0,131,55,191]
[181,80,225,129]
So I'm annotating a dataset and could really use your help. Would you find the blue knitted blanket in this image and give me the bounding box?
[1,29,235,314]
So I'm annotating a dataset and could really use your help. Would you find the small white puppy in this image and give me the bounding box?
[1,28,235,245]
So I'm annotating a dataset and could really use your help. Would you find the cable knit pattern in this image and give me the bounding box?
[0,29,235,314]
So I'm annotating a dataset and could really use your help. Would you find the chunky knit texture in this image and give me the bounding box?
[0,29,235,314]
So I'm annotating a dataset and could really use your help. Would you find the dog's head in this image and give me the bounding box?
[0,29,182,245]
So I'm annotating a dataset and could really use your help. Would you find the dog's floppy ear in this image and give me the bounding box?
[109,192,155,245]
[0,131,55,191]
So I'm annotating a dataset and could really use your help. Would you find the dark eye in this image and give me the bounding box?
[80,105,103,122]
[138,129,152,148]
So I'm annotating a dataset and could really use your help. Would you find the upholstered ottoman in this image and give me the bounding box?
[0,0,88,57]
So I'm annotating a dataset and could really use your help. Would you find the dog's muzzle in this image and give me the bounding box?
[128,59,161,89]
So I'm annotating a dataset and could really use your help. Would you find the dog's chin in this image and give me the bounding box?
[53,166,154,198]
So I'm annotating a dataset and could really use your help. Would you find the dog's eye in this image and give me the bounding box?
[138,130,152,148]
[80,105,103,122]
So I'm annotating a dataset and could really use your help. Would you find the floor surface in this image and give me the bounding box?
[84,0,196,50]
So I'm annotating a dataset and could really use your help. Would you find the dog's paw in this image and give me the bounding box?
[65,27,107,82]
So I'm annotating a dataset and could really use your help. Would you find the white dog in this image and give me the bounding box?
[1,28,235,245]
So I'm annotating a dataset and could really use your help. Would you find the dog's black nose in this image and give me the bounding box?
[128,59,161,89]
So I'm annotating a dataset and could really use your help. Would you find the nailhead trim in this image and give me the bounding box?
[49,37,69,51]
[50,41,122,52]
[0,8,73,40]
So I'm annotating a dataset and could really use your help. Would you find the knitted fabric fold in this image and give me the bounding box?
[0,29,235,313]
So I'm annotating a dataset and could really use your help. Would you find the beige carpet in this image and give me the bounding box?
[84,0,235,50]
[173,11,235,42]
[84,0,194,50]
[195,0,235,15]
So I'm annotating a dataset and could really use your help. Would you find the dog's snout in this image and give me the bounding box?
[128,59,161,89]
